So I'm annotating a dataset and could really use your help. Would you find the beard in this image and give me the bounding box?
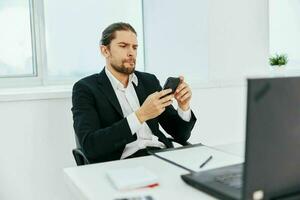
[111,58,136,75]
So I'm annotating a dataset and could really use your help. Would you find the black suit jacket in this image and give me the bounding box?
[71,68,197,163]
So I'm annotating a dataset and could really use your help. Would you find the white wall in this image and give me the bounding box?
[270,0,300,68]
[209,0,269,82]
[143,0,269,84]
[191,0,269,144]
[143,0,269,145]
[189,86,247,145]
[143,0,209,82]
[0,0,269,199]
[0,99,75,200]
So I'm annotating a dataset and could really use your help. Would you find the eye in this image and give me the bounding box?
[119,45,126,48]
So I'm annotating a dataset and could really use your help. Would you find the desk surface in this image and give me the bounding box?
[64,143,244,200]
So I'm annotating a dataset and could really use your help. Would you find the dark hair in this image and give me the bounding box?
[100,22,137,46]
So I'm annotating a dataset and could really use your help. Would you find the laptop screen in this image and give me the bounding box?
[244,77,300,199]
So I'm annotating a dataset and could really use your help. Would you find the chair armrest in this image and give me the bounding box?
[72,148,90,166]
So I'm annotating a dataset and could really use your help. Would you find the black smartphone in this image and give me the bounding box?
[163,77,180,94]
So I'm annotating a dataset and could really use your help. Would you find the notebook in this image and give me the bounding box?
[107,166,159,190]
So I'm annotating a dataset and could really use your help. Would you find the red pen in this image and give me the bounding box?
[139,183,159,189]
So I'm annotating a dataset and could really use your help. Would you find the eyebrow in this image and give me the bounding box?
[117,42,138,47]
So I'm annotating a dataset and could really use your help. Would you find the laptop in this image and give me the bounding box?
[181,77,300,200]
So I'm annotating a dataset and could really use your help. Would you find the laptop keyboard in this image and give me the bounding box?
[214,172,243,189]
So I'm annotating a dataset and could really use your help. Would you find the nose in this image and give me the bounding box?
[127,46,135,57]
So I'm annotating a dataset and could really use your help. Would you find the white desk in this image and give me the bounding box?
[64,143,244,200]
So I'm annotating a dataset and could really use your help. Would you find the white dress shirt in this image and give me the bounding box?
[105,67,191,159]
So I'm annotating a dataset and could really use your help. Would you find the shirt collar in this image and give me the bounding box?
[105,67,138,91]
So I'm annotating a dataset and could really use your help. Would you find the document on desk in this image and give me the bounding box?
[156,146,244,172]
[107,166,159,190]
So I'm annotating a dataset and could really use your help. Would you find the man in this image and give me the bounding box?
[72,22,196,164]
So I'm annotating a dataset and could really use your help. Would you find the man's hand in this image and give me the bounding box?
[174,76,192,111]
[135,89,174,123]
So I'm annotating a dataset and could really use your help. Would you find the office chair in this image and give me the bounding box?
[72,136,192,166]
[72,135,90,166]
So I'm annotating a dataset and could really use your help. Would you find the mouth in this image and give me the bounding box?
[124,60,135,65]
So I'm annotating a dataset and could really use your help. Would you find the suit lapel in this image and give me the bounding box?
[97,69,123,117]
[132,73,147,107]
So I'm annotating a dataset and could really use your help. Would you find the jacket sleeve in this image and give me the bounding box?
[71,81,136,159]
[155,77,197,144]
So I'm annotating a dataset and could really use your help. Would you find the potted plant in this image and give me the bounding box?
[269,54,288,68]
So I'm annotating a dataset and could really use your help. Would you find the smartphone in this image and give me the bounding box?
[163,77,180,94]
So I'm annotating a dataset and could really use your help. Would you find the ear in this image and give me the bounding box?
[100,45,110,58]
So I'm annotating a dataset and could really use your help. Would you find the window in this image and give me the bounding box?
[0,0,144,87]
[0,0,35,78]
[43,0,144,81]
[269,0,300,69]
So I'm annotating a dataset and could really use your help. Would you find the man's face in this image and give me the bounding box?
[104,30,138,75]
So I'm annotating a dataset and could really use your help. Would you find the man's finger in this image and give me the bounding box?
[179,91,191,102]
[157,89,172,98]
[179,75,184,82]
[176,87,189,98]
[161,99,173,108]
[176,82,187,94]
[159,93,174,103]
